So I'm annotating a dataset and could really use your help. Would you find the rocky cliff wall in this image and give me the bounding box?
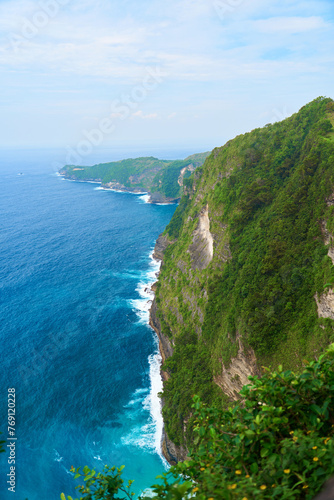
[150,98,334,462]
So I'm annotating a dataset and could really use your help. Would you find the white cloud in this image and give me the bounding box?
[131,110,158,119]
[0,0,333,148]
[253,16,327,34]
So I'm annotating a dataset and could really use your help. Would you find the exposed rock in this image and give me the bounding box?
[313,476,334,500]
[188,204,214,270]
[161,429,188,465]
[177,260,187,272]
[149,192,180,204]
[178,164,195,187]
[150,290,188,464]
[322,220,331,245]
[165,296,184,325]
[315,289,334,320]
[149,298,173,380]
[183,289,205,323]
[214,335,259,400]
[103,181,144,193]
[153,234,172,261]
[329,247,334,265]
[321,221,334,264]
[326,192,334,206]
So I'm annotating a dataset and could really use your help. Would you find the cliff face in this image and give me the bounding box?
[151,97,334,457]
[213,334,259,400]
[149,298,173,376]
[151,301,188,464]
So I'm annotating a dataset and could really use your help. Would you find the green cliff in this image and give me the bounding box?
[59,152,210,203]
[150,97,334,458]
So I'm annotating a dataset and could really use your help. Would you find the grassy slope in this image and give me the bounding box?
[155,97,334,446]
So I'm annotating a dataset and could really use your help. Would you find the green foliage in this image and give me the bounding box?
[202,97,334,358]
[161,331,227,446]
[62,157,169,187]
[60,153,210,201]
[164,196,192,239]
[64,349,334,500]
[155,97,334,447]
[152,161,185,199]
[151,348,334,499]
[61,465,135,500]
[61,98,334,498]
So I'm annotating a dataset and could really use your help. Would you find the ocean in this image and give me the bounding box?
[0,147,191,499]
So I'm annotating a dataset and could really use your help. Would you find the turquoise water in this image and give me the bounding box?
[0,148,182,499]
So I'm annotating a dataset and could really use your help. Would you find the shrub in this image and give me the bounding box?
[62,345,334,500]
[153,345,334,499]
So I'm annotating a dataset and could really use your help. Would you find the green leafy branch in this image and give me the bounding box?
[61,465,135,500]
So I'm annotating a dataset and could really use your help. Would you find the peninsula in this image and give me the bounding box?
[59,152,210,204]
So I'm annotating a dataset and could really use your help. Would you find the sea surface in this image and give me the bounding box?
[0,147,189,499]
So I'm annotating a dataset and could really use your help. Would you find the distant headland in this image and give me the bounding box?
[59,152,210,204]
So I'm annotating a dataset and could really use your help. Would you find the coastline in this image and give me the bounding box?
[60,168,181,463]
[148,236,188,465]
[59,173,180,205]
[130,249,170,468]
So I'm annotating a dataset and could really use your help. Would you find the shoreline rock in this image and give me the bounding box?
[149,235,188,465]
[152,234,173,261]
[150,297,188,464]
[59,173,180,205]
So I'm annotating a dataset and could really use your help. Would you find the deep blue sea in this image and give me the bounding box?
[0,147,192,499]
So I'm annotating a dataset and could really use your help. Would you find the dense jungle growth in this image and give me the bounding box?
[155,97,334,448]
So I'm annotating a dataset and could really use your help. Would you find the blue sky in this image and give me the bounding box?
[0,0,333,153]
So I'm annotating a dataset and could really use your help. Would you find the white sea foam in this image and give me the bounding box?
[129,251,160,325]
[120,350,168,468]
[96,187,148,196]
[124,250,168,468]
[138,194,150,204]
[53,449,63,462]
[125,387,149,407]
[148,350,167,463]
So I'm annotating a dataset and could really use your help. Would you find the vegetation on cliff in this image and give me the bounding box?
[154,97,334,448]
[58,97,334,499]
[62,347,334,499]
[59,153,209,202]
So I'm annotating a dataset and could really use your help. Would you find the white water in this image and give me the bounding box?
[127,251,168,467]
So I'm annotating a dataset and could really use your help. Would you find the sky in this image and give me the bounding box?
[0,0,333,157]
